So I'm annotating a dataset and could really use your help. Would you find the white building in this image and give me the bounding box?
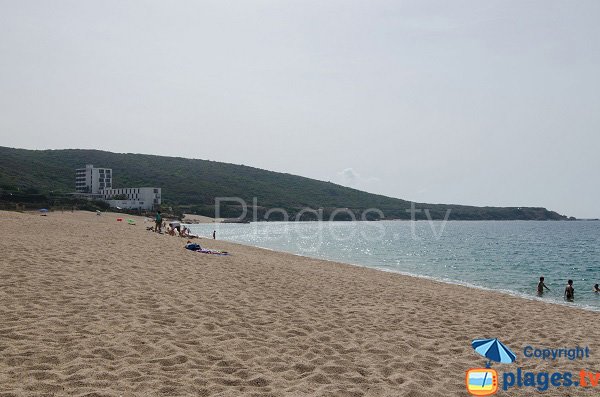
[75,164,161,210]
[75,164,112,193]
[101,187,161,211]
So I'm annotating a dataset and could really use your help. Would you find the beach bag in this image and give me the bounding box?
[185,243,201,251]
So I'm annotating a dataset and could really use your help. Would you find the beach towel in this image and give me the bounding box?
[196,249,229,256]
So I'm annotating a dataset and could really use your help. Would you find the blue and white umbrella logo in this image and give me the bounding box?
[469,338,516,393]
[472,338,517,367]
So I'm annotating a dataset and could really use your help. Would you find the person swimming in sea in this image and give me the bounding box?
[564,279,575,301]
[537,276,550,295]
[594,284,600,293]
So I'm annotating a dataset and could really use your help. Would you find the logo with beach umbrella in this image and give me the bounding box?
[466,338,517,396]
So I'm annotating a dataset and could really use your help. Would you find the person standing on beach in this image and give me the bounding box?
[212,230,216,240]
[155,210,162,233]
[537,276,550,295]
[564,279,575,301]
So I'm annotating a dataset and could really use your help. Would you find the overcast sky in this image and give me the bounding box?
[1,1,599,218]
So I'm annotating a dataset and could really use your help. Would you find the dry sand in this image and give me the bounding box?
[1,210,599,396]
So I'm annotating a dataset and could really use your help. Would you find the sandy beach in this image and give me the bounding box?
[1,210,599,396]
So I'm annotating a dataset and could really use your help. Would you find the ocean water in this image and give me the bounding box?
[187,221,600,311]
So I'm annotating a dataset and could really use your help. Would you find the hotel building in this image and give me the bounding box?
[75,164,161,210]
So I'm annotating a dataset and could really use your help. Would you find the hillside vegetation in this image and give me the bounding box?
[0,147,568,220]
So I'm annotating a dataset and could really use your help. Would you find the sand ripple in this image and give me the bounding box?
[1,211,599,396]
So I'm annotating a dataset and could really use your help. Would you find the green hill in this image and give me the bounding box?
[0,146,568,220]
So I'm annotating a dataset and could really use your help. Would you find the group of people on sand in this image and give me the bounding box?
[153,212,193,237]
[151,210,216,239]
[537,276,600,301]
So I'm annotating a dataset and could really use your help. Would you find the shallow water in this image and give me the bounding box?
[188,220,600,310]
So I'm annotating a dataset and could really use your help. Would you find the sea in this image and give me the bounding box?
[187,220,600,311]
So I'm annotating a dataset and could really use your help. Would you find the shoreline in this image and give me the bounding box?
[208,239,600,314]
[185,222,600,314]
[2,210,600,396]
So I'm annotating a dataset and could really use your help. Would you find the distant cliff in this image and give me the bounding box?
[0,146,569,221]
